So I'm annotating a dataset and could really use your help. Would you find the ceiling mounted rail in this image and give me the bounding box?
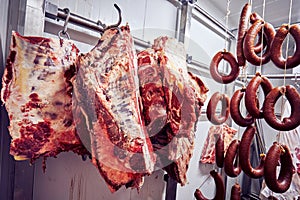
[193,4,236,39]
[44,1,122,34]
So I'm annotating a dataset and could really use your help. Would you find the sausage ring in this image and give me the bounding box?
[194,170,225,200]
[230,88,255,127]
[210,51,240,84]
[224,139,241,177]
[264,142,295,193]
[239,125,265,178]
[263,85,300,131]
[270,24,300,69]
[230,183,241,200]
[236,3,251,66]
[253,30,268,54]
[206,92,230,125]
[215,134,224,168]
[245,72,273,118]
[249,12,267,54]
[249,12,262,23]
[243,20,275,65]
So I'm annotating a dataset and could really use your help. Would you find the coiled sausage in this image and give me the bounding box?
[210,51,240,84]
[224,139,241,177]
[264,142,295,193]
[270,24,300,69]
[263,85,300,131]
[249,12,267,54]
[215,134,224,168]
[236,3,251,66]
[243,20,275,65]
[239,125,265,178]
[245,72,273,118]
[230,88,254,127]
[206,92,230,125]
[194,170,225,200]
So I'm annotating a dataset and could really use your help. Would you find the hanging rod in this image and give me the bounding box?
[238,73,299,79]
[193,4,236,39]
[44,1,121,33]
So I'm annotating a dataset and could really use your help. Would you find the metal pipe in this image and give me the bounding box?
[193,4,236,39]
[239,73,298,79]
[45,1,104,33]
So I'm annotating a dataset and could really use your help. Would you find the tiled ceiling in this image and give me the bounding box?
[197,0,300,32]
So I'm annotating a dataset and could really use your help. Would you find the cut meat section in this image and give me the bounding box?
[200,124,237,164]
[72,26,156,192]
[138,36,208,185]
[1,31,87,161]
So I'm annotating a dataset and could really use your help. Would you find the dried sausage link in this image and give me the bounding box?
[248,12,267,54]
[239,125,265,178]
[210,51,240,84]
[194,170,225,200]
[243,20,275,65]
[224,139,241,177]
[215,134,225,168]
[230,183,241,200]
[264,142,295,193]
[270,24,300,69]
[230,88,254,127]
[245,72,273,118]
[236,3,251,66]
[206,92,230,125]
[263,85,300,131]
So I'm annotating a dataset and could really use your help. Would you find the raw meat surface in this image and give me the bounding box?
[1,31,87,161]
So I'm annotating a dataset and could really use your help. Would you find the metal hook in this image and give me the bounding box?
[58,8,71,40]
[97,4,122,31]
[62,8,70,34]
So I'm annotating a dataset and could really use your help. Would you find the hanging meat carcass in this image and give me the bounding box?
[137,36,208,185]
[72,26,156,192]
[1,31,87,162]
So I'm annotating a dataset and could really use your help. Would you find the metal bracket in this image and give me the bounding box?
[44,1,58,20]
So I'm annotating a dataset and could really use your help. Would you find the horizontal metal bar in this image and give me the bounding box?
[193,4,236,39]
[239,73,299,79]
[45,1,104,33]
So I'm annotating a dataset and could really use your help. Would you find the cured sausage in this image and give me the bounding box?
[224,139,241,177]
[194,189,207,200]
[239,125,265,178]
[270,24,300,69]
[264,142,295,193]
[248,12,267,54]
[215,134,224,168]
[230,183,241,200]
[245,72,273,118]
[230,88,254,127]
[236,3,251,66]
[210,51,240,84]
[243,20,276,65]
[263,85,300,131]
[194,170,225,200]
[206,92,230,125]
[249,12,262,23]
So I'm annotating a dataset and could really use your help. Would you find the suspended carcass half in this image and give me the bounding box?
[72,26,156,192]
[137,36,208,185]
[1,32,87,161]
